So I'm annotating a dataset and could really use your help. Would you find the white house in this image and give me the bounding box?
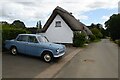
[39,6,92,43]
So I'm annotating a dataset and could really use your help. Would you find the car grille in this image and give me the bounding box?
[59,49,65,53]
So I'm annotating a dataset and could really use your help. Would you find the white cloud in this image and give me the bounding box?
[102,16,109,21]
[101,14,115,28]
[74,14,89,20]
[118,1,120,14]
[0,0,119,27]
[87,0,118,9]
[79,15,89,20]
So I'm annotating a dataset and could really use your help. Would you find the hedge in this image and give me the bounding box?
[2,28,31,50]
[3,29,30,42]
[73,32,86,47]
[1,22,31,51]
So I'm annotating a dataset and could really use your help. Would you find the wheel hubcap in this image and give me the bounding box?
[12,48,17,55]
[44,54,51,62]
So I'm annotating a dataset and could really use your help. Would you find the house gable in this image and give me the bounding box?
[42,14,73,43]
[39,6,93,43]
[41,6,85,33]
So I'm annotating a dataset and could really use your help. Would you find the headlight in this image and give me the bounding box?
[56,49,60,53]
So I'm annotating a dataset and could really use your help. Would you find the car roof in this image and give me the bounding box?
[18,34,42,37]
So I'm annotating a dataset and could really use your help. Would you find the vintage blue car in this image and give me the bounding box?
[5,34,66,62]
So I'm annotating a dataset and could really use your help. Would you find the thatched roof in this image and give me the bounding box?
[40,6,92,35]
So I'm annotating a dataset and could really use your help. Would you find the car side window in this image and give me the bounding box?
[17,35,28,42]
[28,36,38,43]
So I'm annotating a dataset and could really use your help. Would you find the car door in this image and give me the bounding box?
[16,35,28,53]
[25,36,40,56]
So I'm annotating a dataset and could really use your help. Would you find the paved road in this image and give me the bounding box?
[0,52,2,79]
[2,46,77,78]
[54,39,118,78]
[0,54,1,79]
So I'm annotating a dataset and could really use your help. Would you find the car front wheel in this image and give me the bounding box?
[42,53,53,63]
[11,47,17,55]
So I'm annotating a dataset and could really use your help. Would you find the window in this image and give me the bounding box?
[55,21,61,27]
[28,36,38,43]
[37,36,49,42]
[17,35,28,42]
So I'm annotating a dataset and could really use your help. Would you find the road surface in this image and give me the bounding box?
[0,52,2,79]
[2,39,118,78]
[54,39,118,78]
[2,46,77,78]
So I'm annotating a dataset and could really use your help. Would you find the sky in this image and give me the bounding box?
[0,0,119,28]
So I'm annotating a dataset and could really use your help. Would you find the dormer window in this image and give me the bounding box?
[55,21,61,27]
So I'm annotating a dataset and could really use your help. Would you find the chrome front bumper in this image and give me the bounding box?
[54,52,65,57]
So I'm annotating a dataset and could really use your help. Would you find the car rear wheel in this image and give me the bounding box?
[11,47,17,55]
[42,52,53,63]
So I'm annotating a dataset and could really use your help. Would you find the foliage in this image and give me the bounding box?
[36,20,42,29]
[2,21,31,47]
[2,28,30,43]
[89,23,102,29]
[73,32,86,47]
[36,20,42,33]
[89,34,96,42]
[117,40,120,47]
[27,27,37,34]
[99,28,107,38]
[91,28,103,39]
[115,40,120,47]
[105,14,120,41]
[11,20,26,29]
[0,24,2,49]
[88,23,106,38]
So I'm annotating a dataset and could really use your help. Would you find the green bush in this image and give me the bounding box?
[2,28,30,43]
[89,35,96,42]
[118,40,120,47]
[91,28,103,39]
[115,40,120,47]
[2,24,31,50]
[73,32,86,47]
[1,21,31,51]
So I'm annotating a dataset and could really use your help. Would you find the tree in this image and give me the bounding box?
[91,28,103,39]
[1,21,10,29]
[105,14,120,40]
[88,23,95,29]
[11,20,26,29]
[2,21,30,51]
[36,22,39,28]
[89,23,103,30]
[36,20,42,29]
[88,23,106,38]
[36,20,42,33]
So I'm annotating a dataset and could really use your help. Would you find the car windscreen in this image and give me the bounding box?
[37,36,49,42]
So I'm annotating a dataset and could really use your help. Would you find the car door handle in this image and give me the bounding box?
[26,43,36,47]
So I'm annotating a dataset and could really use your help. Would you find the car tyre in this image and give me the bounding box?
[11,47,18,55]
[42,52,53,63]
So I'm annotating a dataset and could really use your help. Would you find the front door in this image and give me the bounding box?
[16,35,28,53]
[25,36,40,56]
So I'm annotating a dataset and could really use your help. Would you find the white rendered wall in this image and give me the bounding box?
[40,14,73,43]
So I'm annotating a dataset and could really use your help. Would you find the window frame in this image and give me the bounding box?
[28,36,39,43]
[55,21,61,27]
[16,35,28,42]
